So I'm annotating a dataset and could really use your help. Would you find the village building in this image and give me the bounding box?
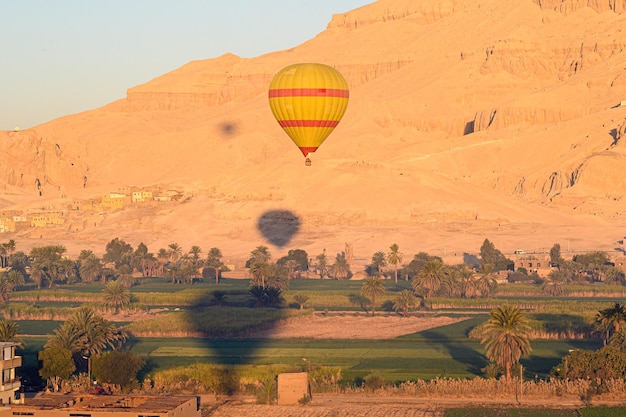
[132,190,153,203]
[0,215,29,233]
[29,212,65,228]
[153,195,172,202]
[71,199,98,211]
[0,342,22,406]
[101,193,128,210]
[0,394,200,417]
[117,185,132,194]
[512,253,552,277]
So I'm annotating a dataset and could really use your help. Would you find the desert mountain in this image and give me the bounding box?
[2,0,626,263]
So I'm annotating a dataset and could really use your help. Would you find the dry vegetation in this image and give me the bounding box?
[246,313,467,339]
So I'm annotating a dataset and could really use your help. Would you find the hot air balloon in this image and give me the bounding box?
[268,63,349,165]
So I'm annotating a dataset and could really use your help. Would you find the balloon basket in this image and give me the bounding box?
[305,158,312,166]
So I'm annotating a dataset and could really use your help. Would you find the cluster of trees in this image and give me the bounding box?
[0,307,142,393]
[0,238,228,293]
[1,237,625,312]
[478,302,626,384]
[37,307,142,392]
[552,303,626,386]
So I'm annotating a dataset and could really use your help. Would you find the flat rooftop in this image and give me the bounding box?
[15,393,198,413]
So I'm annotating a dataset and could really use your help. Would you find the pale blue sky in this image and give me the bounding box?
[1,1,371,130]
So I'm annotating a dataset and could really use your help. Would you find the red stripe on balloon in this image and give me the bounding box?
[278,120,340,128]
[269,88,349,98]
[299,146,318,157]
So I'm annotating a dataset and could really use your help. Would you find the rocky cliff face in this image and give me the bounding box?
[1,0,626,258]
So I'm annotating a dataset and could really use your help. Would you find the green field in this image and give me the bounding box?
[18,316,600,385]
[8,277,610,388]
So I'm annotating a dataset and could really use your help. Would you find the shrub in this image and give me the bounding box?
[364,375,385,392]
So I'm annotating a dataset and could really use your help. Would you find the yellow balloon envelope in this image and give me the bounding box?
[268,63,349,160]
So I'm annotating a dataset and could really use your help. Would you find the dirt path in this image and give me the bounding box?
[203,394,626,417]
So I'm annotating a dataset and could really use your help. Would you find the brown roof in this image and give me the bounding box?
[20,394,197,413]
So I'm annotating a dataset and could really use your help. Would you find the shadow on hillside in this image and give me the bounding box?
[218,121,239,136]
[256,209,301,247]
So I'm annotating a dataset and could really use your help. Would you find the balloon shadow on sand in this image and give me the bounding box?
[257,209,301,248]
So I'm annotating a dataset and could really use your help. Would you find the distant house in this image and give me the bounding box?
[1,216,28,233]
[513,253,552,277]
[30,212,65,228]
[132,190,153,203]
[153,195,172,202]
[101,193,128,210]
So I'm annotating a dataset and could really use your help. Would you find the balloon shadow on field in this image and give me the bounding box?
[256,209,301,247]
[418,317,488,377]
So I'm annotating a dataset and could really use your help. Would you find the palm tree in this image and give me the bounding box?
[250,261,272,288]
[79,253,103,283]
[386,243,403,285]
[45,321,83,353]
[248,286,284,308]
[371,251,387,277]
[453,264,479,298]
[439,266,462,298]
[211,291,228,306]
[206,247,225,284]
[0,240,15,268]
[189,245,202,264]
[413,259,444,298]
[293,294,309,310]
[541,279,566,297]
[477,264,498,297]
[0,320,23,347]
[156,248,169,277]
[361,276,386,316]
[66,308,128,378]
[266,263,290,290]
[481,304,532,380]
[284,259,300,280]
[329,254,351,280]
[167,243,183,264]
[393,289,417,317]
[314,251,329,279]
[247,246,271,266]
[30,264,45,289]
[102,281,132,314]
[29,245,67,288]
[0,270,24,303]
[596,302,626,343]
